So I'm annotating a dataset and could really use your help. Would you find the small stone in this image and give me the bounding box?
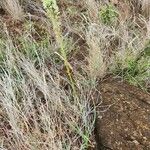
[133,140,139,145]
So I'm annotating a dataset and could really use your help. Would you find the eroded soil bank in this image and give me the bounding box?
[95,77,150,150]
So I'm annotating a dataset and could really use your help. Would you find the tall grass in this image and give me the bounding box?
[0,0,24,20]
[0,0,150,149]
[142,0,150,19]
[0,28,96,149]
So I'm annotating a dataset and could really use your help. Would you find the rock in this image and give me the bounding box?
[95,77,150,150]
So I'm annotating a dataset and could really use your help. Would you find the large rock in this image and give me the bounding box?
[95,77,150,150]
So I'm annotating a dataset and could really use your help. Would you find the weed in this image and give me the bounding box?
[42,0,76,96]
[113,47,150,89]
[99,4,118,25]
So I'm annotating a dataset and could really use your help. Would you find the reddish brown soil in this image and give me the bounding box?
[95,77,150,150]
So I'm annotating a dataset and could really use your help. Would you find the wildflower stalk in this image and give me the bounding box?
[42,0,77,97]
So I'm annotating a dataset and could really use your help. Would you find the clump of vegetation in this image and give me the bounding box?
[0,0,24,20]
[99,4,118,25]
[114,52,150,89]
[0,0,150,149]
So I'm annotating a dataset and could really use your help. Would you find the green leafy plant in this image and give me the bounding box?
[99,4,118,25]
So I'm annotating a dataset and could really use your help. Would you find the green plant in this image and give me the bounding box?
[99,4,118,25]
[42,0,76,95]
[114,49,150,89]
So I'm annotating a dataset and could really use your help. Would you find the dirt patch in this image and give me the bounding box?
[95,77,150,150]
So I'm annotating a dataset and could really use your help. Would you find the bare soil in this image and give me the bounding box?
[95,77,150,150]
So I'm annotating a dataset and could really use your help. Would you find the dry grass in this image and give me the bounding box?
[86,23,109,80]
[0,0,150,150]
[0,0,24,20]
[0,33,96,149]
[142,0,150,19]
